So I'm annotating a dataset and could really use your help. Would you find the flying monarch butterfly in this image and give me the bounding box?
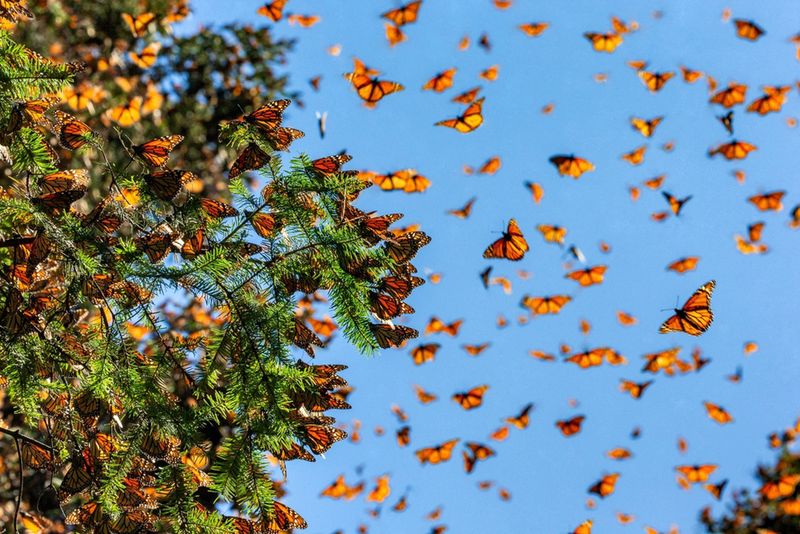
[345,72,404,108]
[606,448,633,461]
[61,84,99,112]
[704,401,734,424]
[383,230,430,263]
[748,191,785,211]
[129,42,160,69]
[676,464,717,484]
[663,191,692,216]
[524,181,544,204]
[710,83,747,108]
[565,265,607,286]
[659,280,715,336]
[760,474,800,499]
[132,134,183,168]
[735,235,769,255]
[479,65,499,81]
[620,379,653,399]
[463,442,495,473]
[705,479,729,500]
[199,198,238,219]
[519,22,549,36]
[747,221,765,242]
[310,154,351,176]
[556,415,585,436]
[734,19,765,41]
[422,68,456,92]
[537,224,566,245]
[377,275,424,300]
[144,169,198,201]
[680,65,703,83]
[370,323,419,349]
[520,294,572,315]
[717,111,734,134]
[257,0,286,21]
[452,385,488,410]
[462,342,490,356]
[641,347,684,374]
[384,22,407,46]
[435,97,484,133]
[451,86,482,104]
[566,348,614,369]
[630,116,663,137]
[395,425,411,447]
[476,155,501,175]
[638,70,674,92]
[287,14,320,27]
[504,403,533,429]
[121,12,156,37]
[667,256,699,273]
[708,139,757,159]
[381,0,422,26]
[263,126,305,151]
[447,197,476,219]
[424,316,463,336]
[584,32,623,53]
[589,473,620,498]
[53,110,93,150]
[365,475,391,503]
[415,438,459,465]
[413,384,437,404]
[229,143,271,178]
[483,219,528,260]
[747,86,790,115]
[621,145,646,165]
[238,99,290,132]
[398,169,431,193]
[549,154,595,178]
[109,97,142,127]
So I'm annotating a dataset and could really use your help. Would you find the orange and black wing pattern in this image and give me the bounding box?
[659,280,715,336]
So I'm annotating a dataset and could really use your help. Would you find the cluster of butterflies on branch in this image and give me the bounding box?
[248,0,800,533]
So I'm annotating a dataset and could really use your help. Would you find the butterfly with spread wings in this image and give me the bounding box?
[435,97,485,133]
[483,219,528,260]
[659,280,715,336]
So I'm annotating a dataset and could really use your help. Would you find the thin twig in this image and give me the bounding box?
[14,435,22,534]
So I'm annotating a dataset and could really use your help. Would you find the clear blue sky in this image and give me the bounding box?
[187,1,800,532]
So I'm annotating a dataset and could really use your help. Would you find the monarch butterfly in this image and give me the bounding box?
[132,134,183,168]
[240,99,290,132]
[144,169,197,201]
[370,323,419,349]
[321,475,362,500]
[676,464,717,483]
[747,86,790,115]
[377,275,424,300]
[109,97,142,127]
[229,143,271,178]
[760,474,800,499]
[180,227,205,259]
[381,0,422,26]
[703,401,733,424]
[620,379,653,399]
[385,22,407,47]
[451,86,482,104]
[8,98,58,133]
[134,232,172,263]
[717,111,734,134]
[566,348,607,368]
[483,219,528,260]
[565,265,607,286]
[584,32,623,53]
[452,385,488,410]
[199,198,238,219]
[630,116,663,137]
[365,475,391,503]
[659,280,715,336]
[129,42,160,69]
[264,501,308,532]
[748,191,785,211]
[705,480,728,500]
[708,139,757,159]
[519,22,549,36]
[383,230,430,263]
[398,169,431,193]
[414,384,437,404]
[479,64,499,81]
[38,169,89,195]
[589,473,620,498]
[733,19,765,41]
[549,154,595,178]
[573,520,593,534]
[504,403,533,429]
[424,316,463,336]
[272,441,315,463]
[395,425,411,447]
[121,12,156,37]
[311,154,352,175]
[463,442,495,473]
[524,181,544,204]
[345,72,404,108]
[537,224,566,245]
[621,145,646,165]
[462,342,490,356]
[667,256,699,273]
[607,448,633,461]
[263,126,304,151]
[287,14,320,27]
[53,110,93,150]
[422,68,456,92]
[435,97,485,133]
[638,70,674,92]
[415,438,459,465]
[257,0,286,21]
[447,197,476,219]
[301,424,346,455]
[663,191,692,216]
[32,188,86,213]
[58,455,95,500]
[680,65,703,83]
[555,415,585,436]
[21,442,55,470]
[369,292,414,320]
[65,502,104,526]
[520,294,572,315]
[710,83,747,108]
